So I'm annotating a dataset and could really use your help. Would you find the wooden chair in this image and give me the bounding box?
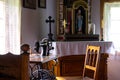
[56,45,100,80]
[0,44,30,80]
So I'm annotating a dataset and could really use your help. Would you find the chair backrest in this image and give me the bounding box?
[0,44,30,80]
[82,45,100,79]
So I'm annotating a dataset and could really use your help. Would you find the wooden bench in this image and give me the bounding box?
[0,44,30,80]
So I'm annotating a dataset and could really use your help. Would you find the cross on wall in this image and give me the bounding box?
[46,16,55,41]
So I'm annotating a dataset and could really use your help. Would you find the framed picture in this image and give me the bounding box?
[38,0,46,8]
[23,0,36,9]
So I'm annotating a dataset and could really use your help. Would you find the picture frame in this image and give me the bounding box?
[38,0,46,8]
[23,0,36,9]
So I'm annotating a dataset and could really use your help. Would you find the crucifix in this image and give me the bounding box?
[46,16,55,41]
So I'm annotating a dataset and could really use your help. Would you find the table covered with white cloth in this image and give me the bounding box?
[51,41,115,57]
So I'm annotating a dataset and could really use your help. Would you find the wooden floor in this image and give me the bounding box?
[108,54,120,80]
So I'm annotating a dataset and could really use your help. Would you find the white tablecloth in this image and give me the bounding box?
[51,41,115,57]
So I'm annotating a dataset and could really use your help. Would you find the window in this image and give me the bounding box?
[0,0,21,54]
[104,2,120,52]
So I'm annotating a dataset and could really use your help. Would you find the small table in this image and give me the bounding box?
[29,54,59,80]
[30,54,58,63]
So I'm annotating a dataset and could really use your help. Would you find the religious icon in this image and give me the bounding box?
[76,9,83,33]
[46,16,55,41]
[74,6,87,34]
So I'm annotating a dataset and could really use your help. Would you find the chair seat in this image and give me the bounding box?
[56,76,82,80]
[56,76,94,80]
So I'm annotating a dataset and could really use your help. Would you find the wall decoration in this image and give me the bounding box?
[23,0,36,9]
[38,0,46,8]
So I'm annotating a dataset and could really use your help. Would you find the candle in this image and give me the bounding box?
[63,19,66,29]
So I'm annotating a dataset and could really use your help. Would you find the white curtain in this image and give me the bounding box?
[0,0,21,54]
[103,3,110,41]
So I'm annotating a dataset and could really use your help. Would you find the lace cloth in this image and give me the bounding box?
[51,41,115,57]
